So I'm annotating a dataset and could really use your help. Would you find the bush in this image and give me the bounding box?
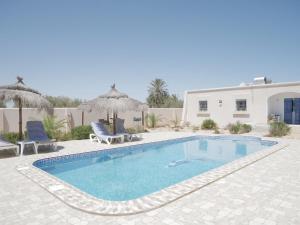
[201,119,217,130]
[43,115,66,139]
[214,127,220,134]
[228,122,252,134]
[59,132,72,141]
[228,123,239,134]
[269,122,291,137]
[241,123,252,133]
[126,126,145,134]
[2,132,19,144]
[71,125,93,140]
[146,113,161,128]
[126,127,136,134]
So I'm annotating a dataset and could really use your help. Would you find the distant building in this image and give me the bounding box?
[182,77,300,127]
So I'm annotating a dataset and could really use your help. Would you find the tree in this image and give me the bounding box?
[45,96,83,107]
[147,79,169,107]
[146,79,184,108]
[162,94,183,108]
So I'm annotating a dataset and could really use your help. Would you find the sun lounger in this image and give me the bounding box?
[116,118,143,141]
[90,122,123,144]
[26,121,57,153]
[116,118,133,141]
[0,137,19,155]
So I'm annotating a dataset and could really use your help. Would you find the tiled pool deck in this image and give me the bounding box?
[1,132,300,225]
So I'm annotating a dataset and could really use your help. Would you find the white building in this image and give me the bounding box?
[182,77,300,128]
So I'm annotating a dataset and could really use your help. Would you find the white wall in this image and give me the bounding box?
[183,82,300,127]
[184,89,254,127]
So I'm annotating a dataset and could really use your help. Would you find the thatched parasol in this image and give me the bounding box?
[0,76,52,140]
[79,84,148,134]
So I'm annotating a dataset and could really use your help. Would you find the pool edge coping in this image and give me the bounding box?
[16,135,288,216]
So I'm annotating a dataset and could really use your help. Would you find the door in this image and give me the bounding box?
[284,98,293,124]
[295,98,300,125]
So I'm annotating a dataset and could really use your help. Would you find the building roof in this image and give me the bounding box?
[186,81,300,94]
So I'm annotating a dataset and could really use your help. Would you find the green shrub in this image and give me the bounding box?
[228,123,240,134]
[126,127,136,134]
[228,122,252,134]
[269,122,291,137]
[43,115,66,139]
[214,127,220,134]
[241,123,252,133]
[59,132,72,141]
[201,119,217,130]
[146,113,161,128]
[2,132,19,144]
[126,126,145,134]
[71,125,92,140]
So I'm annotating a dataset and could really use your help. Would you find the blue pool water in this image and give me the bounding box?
[34,136,276,201]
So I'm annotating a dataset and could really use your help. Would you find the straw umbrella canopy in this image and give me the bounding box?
[0,76,52,140]
[79,84,148,134]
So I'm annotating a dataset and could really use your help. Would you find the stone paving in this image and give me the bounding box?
[0,132,299,225]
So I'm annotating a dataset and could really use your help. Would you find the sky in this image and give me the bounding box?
[0,0,299,101]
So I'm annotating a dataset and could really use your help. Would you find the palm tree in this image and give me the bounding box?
[162,94,183,108]
[147,79,169,107]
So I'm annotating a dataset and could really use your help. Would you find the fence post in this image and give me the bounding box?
[0,109,3,133]
[81,111,85,126]
[142,111,145,127]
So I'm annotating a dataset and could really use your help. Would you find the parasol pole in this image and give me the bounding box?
[18,98,23,140]
[106,111,110,125]
[113,112,117,135]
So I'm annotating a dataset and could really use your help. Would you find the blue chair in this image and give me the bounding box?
[116,118,133,141]
[26,121,57,153]
[90,122,123,144]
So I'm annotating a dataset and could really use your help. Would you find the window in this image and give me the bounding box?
[199,101,208,111]
[236,99,247,111]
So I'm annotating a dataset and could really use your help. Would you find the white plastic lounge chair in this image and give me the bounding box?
[26,121,57,153]
[0,137,19,155]
[116,118,133,141]
[90,122,123,144]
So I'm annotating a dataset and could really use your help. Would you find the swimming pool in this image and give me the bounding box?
[33,136,277,202]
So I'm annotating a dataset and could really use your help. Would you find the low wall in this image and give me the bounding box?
[147,108,183,127]
[0,108,183,133]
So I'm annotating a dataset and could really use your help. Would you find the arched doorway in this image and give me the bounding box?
[268,92,300,125]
